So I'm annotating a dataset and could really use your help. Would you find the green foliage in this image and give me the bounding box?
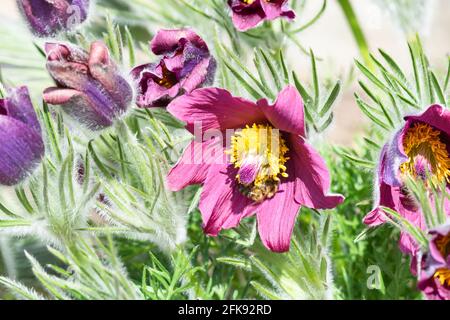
[0,0,446,301]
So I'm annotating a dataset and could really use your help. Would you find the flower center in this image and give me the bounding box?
[436,233,450,259]
[157,63,178,89]
[432,234,450,288]
[434,268,450,288]
[400,123,450,185]
[227,124,289,202]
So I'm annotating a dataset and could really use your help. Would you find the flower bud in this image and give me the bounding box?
[0,86,44,186]
[43,41,133,130]
[17,0,90,37]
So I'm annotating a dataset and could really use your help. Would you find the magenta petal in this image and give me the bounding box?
[167,137,226,191]
[199,165,258,236]
[363,207,388,227]
[180,57,216,93]
[260,0,295,20]
[258,85,305,137]
[399,232,420,256]
[151,28,208,56]
[256,172,300,252]
[231,10,265,32]
[43,87,80,105]
[290,135,344,209]
[167,88,266,134]
[405,104,450,137]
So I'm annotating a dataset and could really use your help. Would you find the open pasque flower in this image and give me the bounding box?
[43,41,133,130]
[166,86,344,252]
[418,224,450,300]
[131,29,216,108]
[364,105,450,255]
[17,0,90,37]
[0,86,44,186]
[228,0,295,32]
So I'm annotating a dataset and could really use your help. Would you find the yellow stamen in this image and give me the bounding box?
[432,233,450,287]
[434,268,450,287]
[400,123,450,185]
[227,123,289,202]
[436,233,450,260]
[158,64,177,89]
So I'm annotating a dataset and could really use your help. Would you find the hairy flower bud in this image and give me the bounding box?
[0,86,44,186]
[17,0,90,37]
[43,41,134,130]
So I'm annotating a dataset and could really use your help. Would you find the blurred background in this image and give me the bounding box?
[0,0,449,146]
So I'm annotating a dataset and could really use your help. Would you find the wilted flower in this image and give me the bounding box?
[131,29,216,108]
[364,105,450,255]
[0,86,44,186]
[43,41,133,130]
[418,224,450,300]
[17,0,90,37]
[227,0,295,32]
[166,86,344,252]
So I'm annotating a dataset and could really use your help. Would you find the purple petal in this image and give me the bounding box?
[199,164,259,236]
[382,128,409,187]
[256,165,300,252]
[167,137,226,191]
[258,85,305,137]
[405,104,450,137]
[260,0,295,20]
[167,88,266,134]
[44,87,114,129]
[17,0,90,37]
[151,28,208,56]
[290,135,344,209]
[0,116,44,186]
[228,0,266,31]
[180,57,216,93]
[2,86,41,132]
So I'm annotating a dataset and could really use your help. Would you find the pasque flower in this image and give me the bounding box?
[17,0,90,37]
[228,0,295,32]
[131,28,216,108]
[364,105,450,255]
[43,41,133,130]
[0,86,44,186]
[166,86,344,252]
[418,224,450,300]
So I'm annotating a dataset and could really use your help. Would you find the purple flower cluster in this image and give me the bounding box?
[131,29,216,108]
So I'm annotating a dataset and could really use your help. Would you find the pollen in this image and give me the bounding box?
[227,123,289,202]
[157,64,178,89]
[432,233,450,288]
[434,268,450,287]
[400,123,450,185]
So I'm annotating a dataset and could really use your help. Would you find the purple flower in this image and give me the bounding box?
[43,41,133,130]
[228,0,295,32]
[131,29,216,108]
[17,0,90,37]
[364,105,450,255]
[418,224,450,300]
[166,86,344,252]
[0,86,44,186]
